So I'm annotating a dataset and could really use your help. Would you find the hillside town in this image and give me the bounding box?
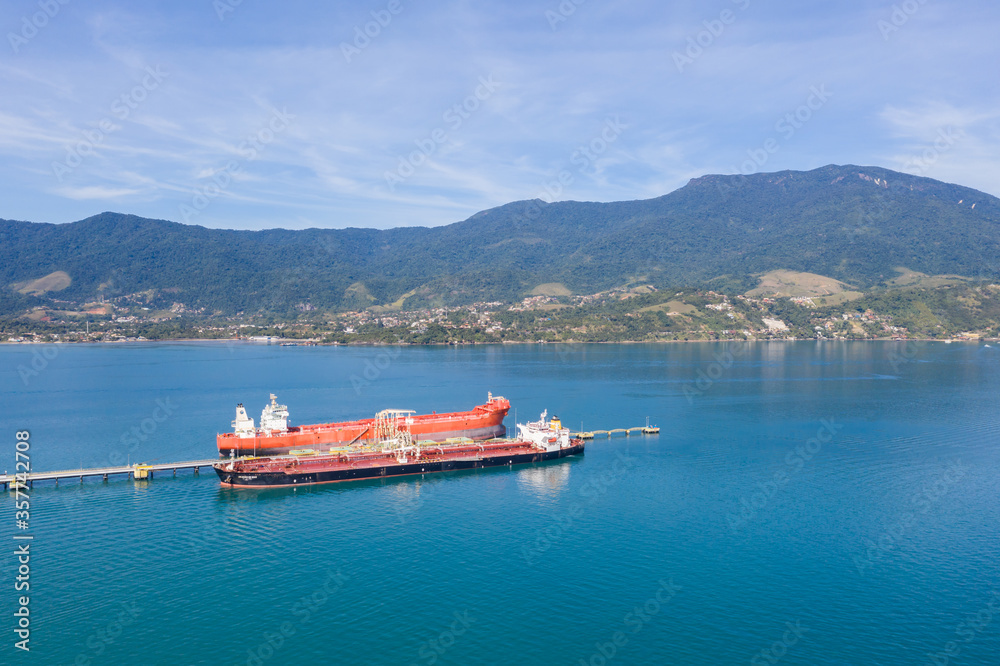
[4,283,997,345]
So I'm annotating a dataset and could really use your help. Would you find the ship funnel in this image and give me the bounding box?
[232,404,256,437]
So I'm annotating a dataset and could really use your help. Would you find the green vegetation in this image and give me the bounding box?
[2,165,999,320]
[5,282,998,345]
[2,165,999,345]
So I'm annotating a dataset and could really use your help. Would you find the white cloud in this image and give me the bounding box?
[54,185,142,200]
[1,0,999,229]
[879,102,1000,193]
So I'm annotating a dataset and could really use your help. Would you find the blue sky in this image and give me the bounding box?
[2,0,997,229]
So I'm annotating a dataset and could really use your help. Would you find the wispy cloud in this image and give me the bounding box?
[54,185,142,200]
[1,0,998,229]
[879,101,1000,191]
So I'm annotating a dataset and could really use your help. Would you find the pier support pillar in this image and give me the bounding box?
[55,478,58,487]
[103,474,108,483]
[173,469,176,477]
[194,467,199,476]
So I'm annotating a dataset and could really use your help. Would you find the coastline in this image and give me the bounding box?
[2,337,994,346]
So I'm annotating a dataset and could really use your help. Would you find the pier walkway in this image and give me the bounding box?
[573,426,660,439]
[1,458,238,490]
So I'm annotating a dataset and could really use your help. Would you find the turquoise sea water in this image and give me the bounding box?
[1,341,999,665]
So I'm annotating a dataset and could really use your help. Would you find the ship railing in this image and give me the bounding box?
[235,439,543,472]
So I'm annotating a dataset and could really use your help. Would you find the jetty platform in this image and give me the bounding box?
[1,458,237,490]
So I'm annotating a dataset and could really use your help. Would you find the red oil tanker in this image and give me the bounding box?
[217,393,510,457]
[215,410,584,488]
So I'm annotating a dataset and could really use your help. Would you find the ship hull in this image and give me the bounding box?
[217,400,509,457]
[214,442,584,488]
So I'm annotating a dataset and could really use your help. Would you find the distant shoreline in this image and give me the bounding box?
[1,337,994,346]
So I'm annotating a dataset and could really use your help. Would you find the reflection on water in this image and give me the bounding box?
[387,479,433,525]
[516,459,573,498]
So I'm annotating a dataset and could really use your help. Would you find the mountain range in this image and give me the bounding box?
[2,164,998,316]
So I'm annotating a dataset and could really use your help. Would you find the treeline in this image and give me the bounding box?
[4,165,1000,317]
